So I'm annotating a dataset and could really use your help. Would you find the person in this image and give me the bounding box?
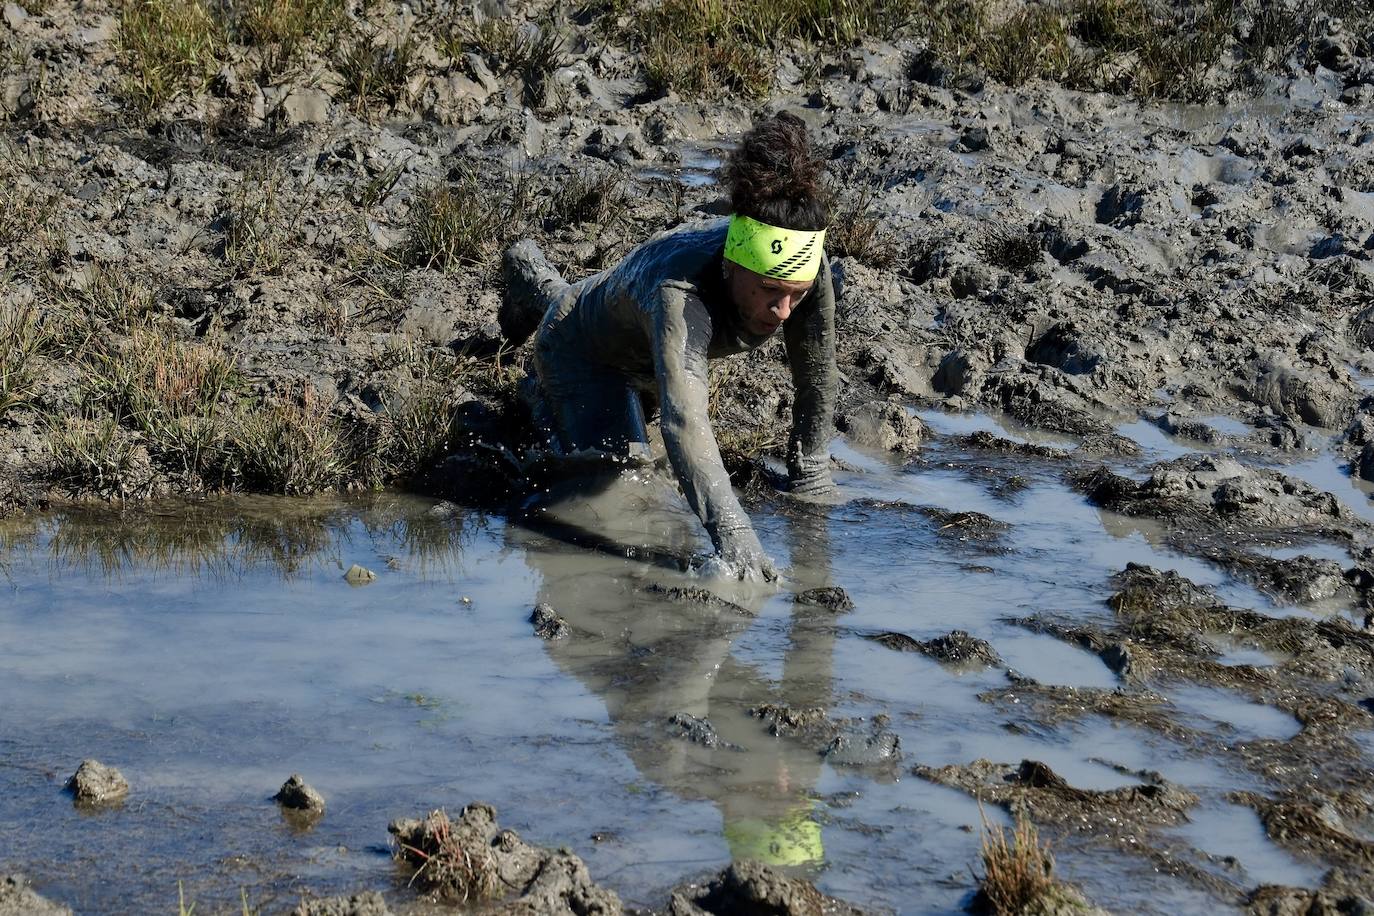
[500,112,839,581]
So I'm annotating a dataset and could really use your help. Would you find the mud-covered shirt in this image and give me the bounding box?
[537,218,838,549]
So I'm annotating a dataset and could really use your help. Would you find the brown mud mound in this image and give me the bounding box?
[1075,457,1355,535]
[913,758,1197,829]
[0,876,71,916]
[865,629,1001,667]
[388,803,622,913]
[64,759,128,806]
[669,860,872,916]
[274,773,326,814]
[1245,885,1374,916]
[289,892,391,916]
[750,704,901,770]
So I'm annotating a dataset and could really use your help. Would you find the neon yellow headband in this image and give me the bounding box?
[724,214,826,282]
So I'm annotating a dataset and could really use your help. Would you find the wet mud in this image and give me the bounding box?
[3,0,1374,909]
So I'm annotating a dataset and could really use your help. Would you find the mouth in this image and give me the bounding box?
[756,320,781,335]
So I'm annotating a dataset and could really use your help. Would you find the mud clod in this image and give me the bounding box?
[793,586,855,613]
[530,603,570,640]
[289,892,391,916]
[389,803,622,911]
[751,704,901,769]
[915,758,1197,829]
[274,774,325,814]
[669,860,868,916]
[668,713,739,750]
[866,629,1001,667]
[0,876,71,916]
[65,759,128,805]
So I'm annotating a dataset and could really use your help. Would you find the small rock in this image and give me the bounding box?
[344,564,376,585]
[793,587,855,612]
[530,603,570,639]
[65,759,128,805]
[274,774,325,814]
[2,3,27,29]
[278,86,332,125]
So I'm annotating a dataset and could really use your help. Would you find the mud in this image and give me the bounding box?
[669,860,870,916]
[0,876,71,916]
[3,0,1374,908]
[274,774,326,815]
[64,759,127,806]
[388,802,623,913]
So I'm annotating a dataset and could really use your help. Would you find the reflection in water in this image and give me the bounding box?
[0,495,480,582]
[515,475,839,868]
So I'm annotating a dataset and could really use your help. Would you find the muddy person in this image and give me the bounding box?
[500,112,839,581]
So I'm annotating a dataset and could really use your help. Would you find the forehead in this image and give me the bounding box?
[759,275,814,293]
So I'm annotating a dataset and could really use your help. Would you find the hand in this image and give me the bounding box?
[716,527,779,583]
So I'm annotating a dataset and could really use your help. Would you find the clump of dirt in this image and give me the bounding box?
[750,704,901,769]
[793,586,855,612]
[64,759,128,806]
[274,774,325,816]
[668,713,740,751]
[388,803,622,912]
[866,629,1001,667]
[530,603,570,640]
[914,758,1197,829]
[0,876,71,916]
[289,892,391,916]
[836,400,925,454]
[669,860,869,916]
[643,584,751,615]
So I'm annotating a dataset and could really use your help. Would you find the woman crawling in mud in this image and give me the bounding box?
[499,112,839,581]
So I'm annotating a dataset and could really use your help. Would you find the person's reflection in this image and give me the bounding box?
[511,485,839,868]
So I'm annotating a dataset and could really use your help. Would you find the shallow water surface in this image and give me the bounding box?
[0,427,1358,913]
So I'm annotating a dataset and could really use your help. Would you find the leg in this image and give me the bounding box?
[534,348,651,463]
[500,239,568,346]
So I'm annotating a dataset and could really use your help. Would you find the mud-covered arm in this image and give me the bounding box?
[651,282,771,574]
[782,258,838,494]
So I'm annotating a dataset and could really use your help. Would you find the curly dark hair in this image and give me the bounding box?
[721,112,830,232]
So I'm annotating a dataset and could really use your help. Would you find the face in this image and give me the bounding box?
[725,263,815,337]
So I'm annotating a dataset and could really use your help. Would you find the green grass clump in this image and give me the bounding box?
[119,0,223,111]
[0,305,51,417]
[446,14,568,106]
[406,170,541,272]
[228,385,351,495]
[335,32,418,113]
[84,327,238,480]
[544,169,629,230]
[627,0,920,97]
[223,166,303,276]
[975,815,1092,915]
[238,0,346,76]
[48,416,149,499]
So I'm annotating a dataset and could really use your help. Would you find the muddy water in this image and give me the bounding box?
[0,418,1357,913]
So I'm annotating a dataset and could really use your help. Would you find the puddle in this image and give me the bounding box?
[0,422,1356,911]
[1168,802,1325,888]
[1117,419,1202,461]
[1200,415,1252,437]
[1277,453,1374,525]
[1165,685,1302,741]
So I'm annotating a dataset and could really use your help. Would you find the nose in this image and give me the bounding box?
[772,296,794,321]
